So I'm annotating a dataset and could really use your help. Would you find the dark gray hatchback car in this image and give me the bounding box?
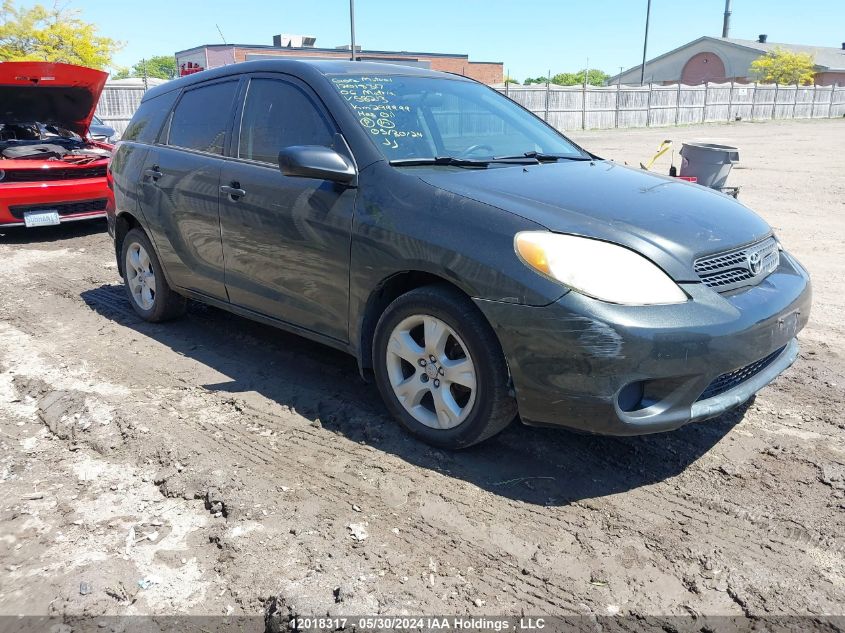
[108,60,811,448]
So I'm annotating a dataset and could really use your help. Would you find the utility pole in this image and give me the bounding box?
[640,0,652,86]
[141,58,148,91]
[349,0,356,61]
[582,57,589,130]
[722,0,732,38]
[544,69,551,122]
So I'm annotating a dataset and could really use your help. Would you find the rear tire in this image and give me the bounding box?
[373,284,516,449]
[121,228,186,322]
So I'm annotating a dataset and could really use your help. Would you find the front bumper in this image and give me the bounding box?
[0,178,111,227]
[475,251,812,435]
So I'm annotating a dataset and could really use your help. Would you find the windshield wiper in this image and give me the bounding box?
[389,156,539,167]
[495,151,593,162]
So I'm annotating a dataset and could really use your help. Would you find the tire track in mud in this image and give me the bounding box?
[157,390,783,614]
[3,346,824,616]
[148,393,587,611]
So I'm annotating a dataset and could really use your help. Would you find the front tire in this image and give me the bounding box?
[121,228,186,322]
[373,285,517,449]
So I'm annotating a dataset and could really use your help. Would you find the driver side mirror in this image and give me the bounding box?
[278,145,357,186]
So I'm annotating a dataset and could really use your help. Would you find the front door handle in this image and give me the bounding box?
[144,166,162,181]
[220,184,247,200]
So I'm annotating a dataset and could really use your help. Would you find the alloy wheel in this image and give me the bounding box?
[125,242,156,311]
[385,314,477,429]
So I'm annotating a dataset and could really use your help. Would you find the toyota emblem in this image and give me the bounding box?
[747,251,762,275]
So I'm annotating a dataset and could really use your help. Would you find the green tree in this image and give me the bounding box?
[523,69,610,86]
[0,0,122,69]
[750,48,816,85]
[113,55,176,80]
[551,68,610,86]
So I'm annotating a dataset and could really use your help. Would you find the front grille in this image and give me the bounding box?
[694,236,780,292]
[1,165,107,182]
[9,198,108,219]
[696,345,786,401]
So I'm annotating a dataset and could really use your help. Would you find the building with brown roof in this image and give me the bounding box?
[609,36,845,86]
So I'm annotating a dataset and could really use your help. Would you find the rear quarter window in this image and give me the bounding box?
[122,90,179,144]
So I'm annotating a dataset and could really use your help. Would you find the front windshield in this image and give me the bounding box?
[330,74,586,162]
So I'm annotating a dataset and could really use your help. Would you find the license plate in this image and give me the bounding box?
[23,210,61,228]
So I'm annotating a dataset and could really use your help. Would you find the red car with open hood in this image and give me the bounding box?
[0,61,113,228]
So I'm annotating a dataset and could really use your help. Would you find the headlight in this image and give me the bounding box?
[515,231,687,305]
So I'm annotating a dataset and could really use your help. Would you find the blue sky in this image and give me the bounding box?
[17,0,845,80]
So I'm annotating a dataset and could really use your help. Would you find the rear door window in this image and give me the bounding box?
[167,81,238,155]
[237,78,335,165]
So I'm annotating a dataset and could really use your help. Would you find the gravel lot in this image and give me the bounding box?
[1,118,843,623]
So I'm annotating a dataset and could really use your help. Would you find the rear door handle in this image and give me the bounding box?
[144,167,162,181]
[220,184,247,199]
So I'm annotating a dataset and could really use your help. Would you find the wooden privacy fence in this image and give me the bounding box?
[95,81,845,137]
[497,82,845,131]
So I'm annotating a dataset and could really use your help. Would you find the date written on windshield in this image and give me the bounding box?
[332,76,426,149]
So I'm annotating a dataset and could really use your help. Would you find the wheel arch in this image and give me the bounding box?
[113,211,178,291]
[114,211,143,277]
[355,270,500,377]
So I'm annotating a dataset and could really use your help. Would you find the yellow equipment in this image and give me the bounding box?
[640,139,673,170]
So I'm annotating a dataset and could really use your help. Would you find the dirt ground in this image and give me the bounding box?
[1,119,843,624]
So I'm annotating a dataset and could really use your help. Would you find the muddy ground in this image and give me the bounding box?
[1,119,843,624]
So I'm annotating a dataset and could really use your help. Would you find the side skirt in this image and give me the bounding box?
[175,286,355,357]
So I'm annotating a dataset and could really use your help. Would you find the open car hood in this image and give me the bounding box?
[0,62,108,136]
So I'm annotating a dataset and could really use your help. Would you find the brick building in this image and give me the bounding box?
[175,34,503,84]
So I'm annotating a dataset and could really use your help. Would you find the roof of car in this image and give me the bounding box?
[142,59,471,102]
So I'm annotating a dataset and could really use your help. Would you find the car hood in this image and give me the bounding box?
[417,160,772,281]
[0,62,108,136]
